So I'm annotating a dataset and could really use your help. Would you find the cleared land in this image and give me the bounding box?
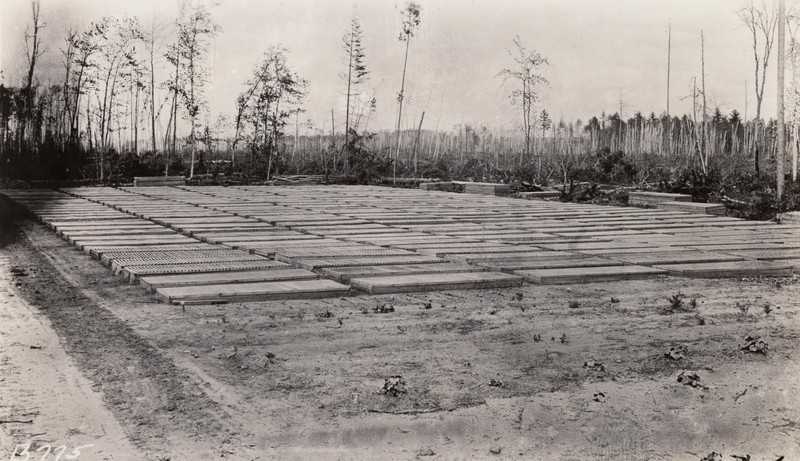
[0,186,798,460]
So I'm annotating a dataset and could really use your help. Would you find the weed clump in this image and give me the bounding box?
[381,376,407,397]
[373,303,395,314]
[659,292,697,314]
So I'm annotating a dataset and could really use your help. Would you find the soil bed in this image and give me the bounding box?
[1,195,799,460]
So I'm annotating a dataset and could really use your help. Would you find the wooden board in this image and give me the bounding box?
[652,261,793,278]
[293,255,446,271]
[629,191,691,206]
[687,242,800,251]
[198,233,310,243]
[350,271,523,294]
[725,248,800,260]
[579,246,689,256]
[88,243,214,258]
[156,279,350,304]
[778,258,800,269]
[357,237,475,246]
[474,256,622,272]
[77,237,197,252]
[604,251,744,265]
[61,227,174,237]
[122,260,289,282]
[658,201,726,215]
[67,232,182,246]
[319,262,485,283]
[537,241,658,251]
[170,223,273,230]
[516,265,667,284]
[449,251,561,262]
[275,247,414,260]
[53,222,157,231]
[394,242,522,250]
[111,253,267,273]
[417,245,536,256]
[517,191,561,199]
[100,248,242,265]
[139,268,318,291]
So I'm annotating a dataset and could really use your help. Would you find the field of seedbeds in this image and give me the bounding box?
[0,184,798,460]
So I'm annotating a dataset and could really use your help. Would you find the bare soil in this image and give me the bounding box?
[1,195,799,460]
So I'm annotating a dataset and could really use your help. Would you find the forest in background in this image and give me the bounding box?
[1,0,800,219]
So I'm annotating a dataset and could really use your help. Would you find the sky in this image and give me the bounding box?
[0,0,789,135]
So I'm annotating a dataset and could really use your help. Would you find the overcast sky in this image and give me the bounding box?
[0,0,789,134]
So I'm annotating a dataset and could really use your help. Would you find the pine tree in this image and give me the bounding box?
[539,109,552,140]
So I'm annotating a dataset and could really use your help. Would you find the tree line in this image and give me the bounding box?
[0,0,797,190]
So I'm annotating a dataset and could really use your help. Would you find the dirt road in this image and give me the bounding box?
[1,195,799,460]
[0,253,140,460]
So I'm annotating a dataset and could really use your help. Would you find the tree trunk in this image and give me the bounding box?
[777,0,786,199]
[188,38,197,179]
[150,43,158,154]
[134,79,140,156]
[413,111,425,176]
[20,1,43,154]
[700,31,708,174]
[168,55,179,177]
[99,61,115,151]
[394,35,412,184]
[344,30,354,174]
[667,21,671,116]
[70,66,85,147]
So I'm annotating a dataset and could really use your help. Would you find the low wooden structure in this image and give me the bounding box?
[628,191,691,206]
[133,176,186,187]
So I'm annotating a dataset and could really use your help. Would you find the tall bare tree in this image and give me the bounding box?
[59,28,77,149]
[666,21,671,116]
[393,2,421,182]
[777,0,786,199]
[143,18,167,155]
[68,20,106,149]
[20,0,46,152]
[497,35,549,166]
[94,17,141,150]
[739,0,778,173]
[341,16,369,173]
[698,30,709,174]
[164,41,180,175]
[788,4,800,181]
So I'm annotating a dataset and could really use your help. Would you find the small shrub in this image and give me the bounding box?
[736,302,750,316]
[381,376,407,397]
[660,291,696,314]
[696,316,706,325]
[568,300,581,309]
[345,130,393,184]
[667,292,684,311]
[373,303,395,314]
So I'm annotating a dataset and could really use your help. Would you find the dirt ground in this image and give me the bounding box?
[1,195,799,461]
